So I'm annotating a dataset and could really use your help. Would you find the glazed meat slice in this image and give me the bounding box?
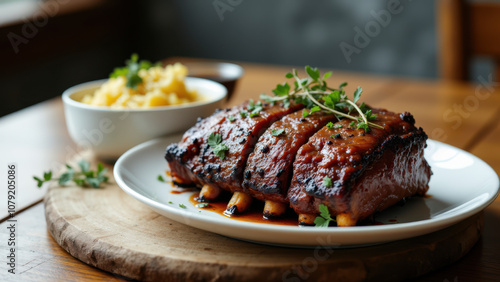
[165,101,303,192]
[165,104,245,187]
[242,111,338,204]
[288,109,431,226]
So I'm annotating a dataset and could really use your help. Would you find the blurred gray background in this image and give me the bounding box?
[147,0,437,78]
[1,0,482,116]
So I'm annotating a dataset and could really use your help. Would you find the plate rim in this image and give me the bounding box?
[114,137,500,246]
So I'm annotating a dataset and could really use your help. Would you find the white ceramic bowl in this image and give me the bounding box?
[62,77,227,160]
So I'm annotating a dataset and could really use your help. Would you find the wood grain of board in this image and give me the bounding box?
[43,154,484,282]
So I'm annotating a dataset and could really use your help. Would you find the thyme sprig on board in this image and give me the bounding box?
[34,160,108,188]
[260,66,383,132]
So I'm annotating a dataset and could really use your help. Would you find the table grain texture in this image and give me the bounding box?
[0,58,499,281]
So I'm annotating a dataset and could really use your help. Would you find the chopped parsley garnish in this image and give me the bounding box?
[208,133,229,160]
[326,122,343,129]
[302,106,321,118]
[110,54,159,89]
[356,121,370,132]
[228,116,236,122]
[245,99,263,117]
[157,175,165,182]
[34,160,108,188]
[314,204,336,227]
[323,176,332,188]
[179,204,187,209]
[271,128,285,137]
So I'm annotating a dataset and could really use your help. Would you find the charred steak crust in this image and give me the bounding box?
[165,105,245,186]
[165,101,432,225]
[165,102,303,192]
[242,110,338,203]
[287,109,432,222]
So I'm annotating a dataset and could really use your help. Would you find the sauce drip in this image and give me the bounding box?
[189,193,298,226]
[171,188,197,194]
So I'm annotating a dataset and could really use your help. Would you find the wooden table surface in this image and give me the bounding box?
[1,59,499,281]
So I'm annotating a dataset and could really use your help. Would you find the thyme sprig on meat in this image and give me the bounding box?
[260,66,384,132]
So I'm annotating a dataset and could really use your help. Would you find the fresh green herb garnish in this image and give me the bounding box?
[179,204,187,209]
[110,54,159,89]
[326,122,343,129]
[349,121,356,128]
[302,105,321,118]
[157,175,165,182]
[245,99,263,117]
[271,128,285,137]
[196,203,209,208]
[228,116,236,122]
[249,111,260,117]
[34,160,108,188]
[323,176,332,188]
[240,111,249,118]
[260,66,383,132]
[314,204,336,227]
[208,133,229,160]
[168,201,173,204]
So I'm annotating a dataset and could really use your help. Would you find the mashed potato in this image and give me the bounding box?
[81,63,200,109]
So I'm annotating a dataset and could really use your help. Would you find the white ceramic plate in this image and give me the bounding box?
[114,136,499,247]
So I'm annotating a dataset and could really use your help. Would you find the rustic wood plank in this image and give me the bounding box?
[0,99,73,221]
[42,155,483,281]
[0,203,126,281]
[1,60,499,281]
[469,112,500,177]
[375,79,500,149]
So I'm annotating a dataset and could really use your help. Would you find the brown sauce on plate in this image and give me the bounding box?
[171,188,197,194]
[188,193,298,226]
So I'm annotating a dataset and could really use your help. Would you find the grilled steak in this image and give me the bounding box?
[287,109,431,225]
[242,110,338,203]
[165,101,302,192]
[165,100,432,226]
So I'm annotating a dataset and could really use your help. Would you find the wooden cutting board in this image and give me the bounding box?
[44,154,483,282]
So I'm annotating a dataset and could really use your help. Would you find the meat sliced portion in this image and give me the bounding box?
[288,108,431,226]
[165,101,303,194]
[165,105,243,187]
[242,111,338,204]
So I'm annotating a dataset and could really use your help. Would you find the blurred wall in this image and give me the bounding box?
[140,0,437,78]
[2,0,442,117]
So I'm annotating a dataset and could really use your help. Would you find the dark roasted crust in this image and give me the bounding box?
[242,111,338,203]
[165,105,246,187]
[287,109,432,222]
[166,102,432,224]
[165,102,303,192]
